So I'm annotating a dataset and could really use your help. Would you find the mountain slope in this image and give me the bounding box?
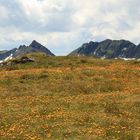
[0,40,55,61]
[69,39,139,59]
[0,48,17,60]
[69,41,99,56]
[134,44,140,58]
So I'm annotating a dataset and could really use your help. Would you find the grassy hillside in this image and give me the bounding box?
[0,54,140,140]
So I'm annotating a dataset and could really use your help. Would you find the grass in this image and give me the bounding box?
[0,53,140,139]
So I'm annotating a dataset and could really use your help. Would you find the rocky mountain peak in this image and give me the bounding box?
[0,40,55,61]
[69,39,139,59]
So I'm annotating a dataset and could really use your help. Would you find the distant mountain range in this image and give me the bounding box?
[69,39,140,59]
[0,40,55,62]
[1,39,140,62]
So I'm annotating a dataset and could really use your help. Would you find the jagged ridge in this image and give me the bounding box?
[69,39,140,59]
[0,40,55,61]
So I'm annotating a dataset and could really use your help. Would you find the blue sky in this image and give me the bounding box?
[0,0,140,55]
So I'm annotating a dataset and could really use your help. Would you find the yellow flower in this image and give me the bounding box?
[47,133,51,138]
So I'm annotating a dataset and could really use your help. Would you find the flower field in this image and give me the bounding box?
[0,55,140,140]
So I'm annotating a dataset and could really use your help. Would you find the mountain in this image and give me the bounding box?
[69,39,140,59]
[134,44,140,58]
[0,40,55,61]
[0,48,17,60]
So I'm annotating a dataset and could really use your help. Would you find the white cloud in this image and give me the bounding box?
[0,0,140,55]
[0,5,9,20]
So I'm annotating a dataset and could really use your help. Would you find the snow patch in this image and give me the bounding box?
[4,54,13,61]
[122,48,127,51]
[15,49,18,52]
[101,55,106,60]
[0,60,3,63]
[93,50,97,55]
[119,57,136,61]
[0,54,13,64]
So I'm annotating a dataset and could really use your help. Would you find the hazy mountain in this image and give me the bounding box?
[69,39,140,59]
[0,40,55,61]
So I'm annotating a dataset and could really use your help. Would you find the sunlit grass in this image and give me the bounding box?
[0,54,140,139]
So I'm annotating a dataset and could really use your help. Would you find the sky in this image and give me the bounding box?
[0,0,140,55]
